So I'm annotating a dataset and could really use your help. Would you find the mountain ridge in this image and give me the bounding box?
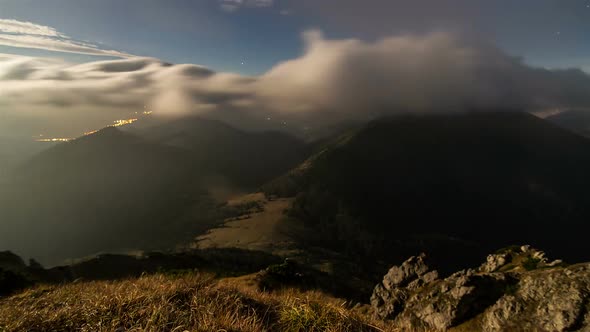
[264,111,590,271]
[0,119,309,266]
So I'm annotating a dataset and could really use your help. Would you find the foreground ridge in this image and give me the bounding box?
[1,246,588,331]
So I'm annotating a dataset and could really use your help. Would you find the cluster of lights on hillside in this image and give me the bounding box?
[112,118,138,127]
[35,110,151,143]
[34,137,74,143]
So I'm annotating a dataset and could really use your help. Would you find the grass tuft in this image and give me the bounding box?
[278,296,375,332]
[0,272,393,332]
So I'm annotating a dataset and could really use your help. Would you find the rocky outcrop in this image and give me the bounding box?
[479,245,565,273]
[372,246,590,331]
[482,263,590,332]
[370,254,438,320]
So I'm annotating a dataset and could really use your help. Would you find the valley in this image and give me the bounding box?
[194,193,301,256]
[3,111,590,331]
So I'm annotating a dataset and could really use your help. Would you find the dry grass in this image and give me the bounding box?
[0,273,395,332]
[194,197,298,256]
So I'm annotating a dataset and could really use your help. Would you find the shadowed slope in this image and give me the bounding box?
[546,109,590,138]
[0,127,199,265]
[130,116,311,189]
[0,120,310,266]
[265,111,590,270]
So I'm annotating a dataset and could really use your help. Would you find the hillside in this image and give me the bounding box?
[0,137,52,179]
[0,127,203,266]
[2,246,589,332]
[3,112,590,330]
[545,109,590,138]
[195,193,300,255]
[128,116,311,189]
[264,111,590,271]
[0,120,309,266]
[0,271,386,332]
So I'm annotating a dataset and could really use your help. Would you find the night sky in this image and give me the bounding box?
[1,0,590,138]
[1,0,589,74]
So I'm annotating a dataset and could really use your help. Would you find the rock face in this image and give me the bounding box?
[483,264,590,332]
[371,246,590,331]
[370,254,439,320]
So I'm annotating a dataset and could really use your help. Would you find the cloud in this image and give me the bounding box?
[0,19,132,57]
[256,31,590,118]
[0,19,66,37]
[252,0,274,7]
[219,0,274,12]
[1,31,590,138]
[286,0,485,36]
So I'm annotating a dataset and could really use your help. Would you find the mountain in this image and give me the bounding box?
[0,120,309,266]
[4,112,590,331]
[0,137,52,179]
[545,109,590,138]
[128,116,311,188]
[264,111,590,270]
[0,127,200,265]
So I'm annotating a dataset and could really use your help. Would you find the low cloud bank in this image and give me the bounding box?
[1,31,590,137]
